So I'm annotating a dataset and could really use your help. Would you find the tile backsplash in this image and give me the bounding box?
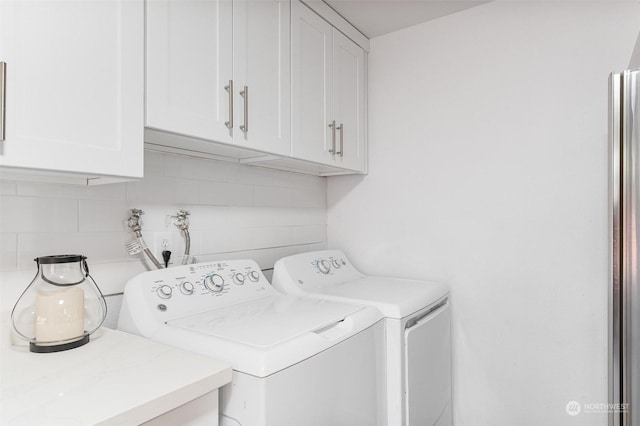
[0,151,327,313]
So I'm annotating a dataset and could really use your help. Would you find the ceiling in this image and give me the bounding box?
[323,0,490,38]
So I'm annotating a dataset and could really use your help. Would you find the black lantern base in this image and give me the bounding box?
[30,333,90,353]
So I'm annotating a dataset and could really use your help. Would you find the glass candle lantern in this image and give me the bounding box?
[11,255,107,353]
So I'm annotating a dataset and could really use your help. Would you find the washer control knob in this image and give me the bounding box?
[248,270,260,282]
[204,274,225,293]
[317,259,331,274]
[233,273,245,285]
[157,285,173,299]
[331,259,342,269]
[180,281,195,295]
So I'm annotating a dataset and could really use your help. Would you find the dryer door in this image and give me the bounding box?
[404,300,452,426]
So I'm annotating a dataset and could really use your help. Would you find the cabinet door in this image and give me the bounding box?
[233,0,290,156]
[332,30,365,172]
[291,0,333,164]
[0,0,143,178]
[146,0,233,145]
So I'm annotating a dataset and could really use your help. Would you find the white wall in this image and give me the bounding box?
[0,151,327,319]
[630,30,640,69]
[328,2,640,425]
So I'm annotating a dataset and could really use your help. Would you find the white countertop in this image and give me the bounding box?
[0,321,232,426]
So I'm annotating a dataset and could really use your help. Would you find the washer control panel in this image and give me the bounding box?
[204,273,225,293]
[121,259,274,322]
[316,259,332,274]
[314,257,347,275]
[272,250,365,293]
[157,285,173,299]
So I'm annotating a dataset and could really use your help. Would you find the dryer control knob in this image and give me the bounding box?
[204,274,225,293]
[233,273,245,285]
[180,281,195,295]
[317,259,331,274]
[331,259,342,269]
[157,285,173,299]
[248,271,260,282]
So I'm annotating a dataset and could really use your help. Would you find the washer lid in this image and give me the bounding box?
[311,276,449,319]
[166,294,362,348]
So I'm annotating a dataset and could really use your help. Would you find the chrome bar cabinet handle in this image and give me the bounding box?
[336,123,344,157]
[224,80,233,129]
[0,62,5,141]
[240,85,248,132]
[328,120,336,154]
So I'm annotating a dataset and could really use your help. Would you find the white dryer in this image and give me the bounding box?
[272,250,452,426]
[118,259,386,426]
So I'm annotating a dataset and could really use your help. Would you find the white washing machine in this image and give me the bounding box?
[272,250,452,426]
[117,259,386,426]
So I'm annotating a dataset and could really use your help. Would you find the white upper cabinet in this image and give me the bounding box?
[291,1,366,173]
[146,0,290,156]
[233,0,291,155]
[0,0,144,183]
[291,0,333,164]
[146,0,233,145]
[145,0,367,175]
[332,29,366,172]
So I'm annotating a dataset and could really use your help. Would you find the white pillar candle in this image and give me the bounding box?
[35,286,85,344]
